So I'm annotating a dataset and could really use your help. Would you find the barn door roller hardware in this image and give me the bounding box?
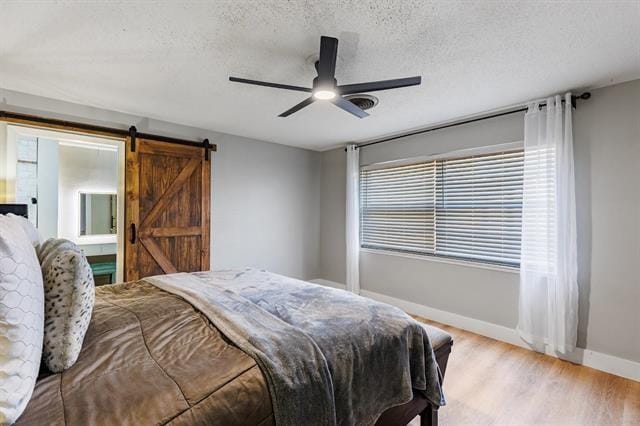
[129,126,137,152]
[203,139,211,160]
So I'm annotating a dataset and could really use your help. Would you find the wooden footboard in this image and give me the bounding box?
[376,339,453,426]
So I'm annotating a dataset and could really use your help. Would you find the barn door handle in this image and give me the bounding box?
[130,223,137,244]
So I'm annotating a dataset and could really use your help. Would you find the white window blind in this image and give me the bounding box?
[360,162,436,254]
[360,149,524,267]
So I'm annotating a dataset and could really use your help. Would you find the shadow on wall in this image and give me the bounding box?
[575,110,592,354]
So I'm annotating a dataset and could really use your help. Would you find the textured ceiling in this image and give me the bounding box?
[1,1,639,150]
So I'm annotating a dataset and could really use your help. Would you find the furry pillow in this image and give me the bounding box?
[0,215,44,424]
[37,239,95,373]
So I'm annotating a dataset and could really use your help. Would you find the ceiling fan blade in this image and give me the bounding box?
[331,96,369,119]
[229,77,312,93]
[278,97,315,117]
[337,76,421,95]
[316,36,338,85]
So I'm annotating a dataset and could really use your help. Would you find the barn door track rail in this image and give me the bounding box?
[0,110,217,158]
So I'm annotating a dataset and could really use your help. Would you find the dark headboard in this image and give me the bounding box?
[0,204,28,218]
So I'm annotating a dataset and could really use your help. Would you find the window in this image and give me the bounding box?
[360,148,524,267]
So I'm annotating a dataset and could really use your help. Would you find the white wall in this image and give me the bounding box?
[0,88,322,280]
[58,144,118,254]
[35,138,59,240]
[318,79,640,364]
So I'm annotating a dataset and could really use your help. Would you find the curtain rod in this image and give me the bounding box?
[0,110,217,152]
[352,92,591,150]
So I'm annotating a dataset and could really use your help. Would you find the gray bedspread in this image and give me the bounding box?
[146,268,444,426]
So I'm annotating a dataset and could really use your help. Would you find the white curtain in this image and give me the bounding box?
[518,93,578,355]
[345,144,360,294]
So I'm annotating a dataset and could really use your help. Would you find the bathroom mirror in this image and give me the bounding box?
[79,192,117,236]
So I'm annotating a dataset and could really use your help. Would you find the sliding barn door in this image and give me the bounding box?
[125,138,210,281]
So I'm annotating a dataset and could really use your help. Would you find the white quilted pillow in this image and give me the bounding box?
[5,214,41,247]
[37,239,95,373]
[0,215,44,424]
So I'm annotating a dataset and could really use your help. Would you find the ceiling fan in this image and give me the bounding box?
[229,36,421,118]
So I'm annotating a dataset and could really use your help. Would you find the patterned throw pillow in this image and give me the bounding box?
[0,215,44,424]
[37,239,95,373]
[6,213,41,247]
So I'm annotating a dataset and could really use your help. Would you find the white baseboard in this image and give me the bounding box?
[310,278,347,290]
[309,278,640,382]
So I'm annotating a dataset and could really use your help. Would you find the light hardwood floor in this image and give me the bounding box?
[410,317,640,425]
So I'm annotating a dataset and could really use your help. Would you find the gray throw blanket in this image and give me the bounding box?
[146,268,444,426]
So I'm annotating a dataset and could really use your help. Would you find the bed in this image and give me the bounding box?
[1,204,452,426]
[15,268,451,426]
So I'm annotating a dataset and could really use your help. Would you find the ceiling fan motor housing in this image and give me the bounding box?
[312,76,337,90]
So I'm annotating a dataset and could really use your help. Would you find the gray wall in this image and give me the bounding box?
[212,132,320,278]
[1,88,321,280]
[318,79,640,363]
[572,80,640,362]
[319,147,347,284]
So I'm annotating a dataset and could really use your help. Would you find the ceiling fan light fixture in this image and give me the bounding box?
[313,89,336,100]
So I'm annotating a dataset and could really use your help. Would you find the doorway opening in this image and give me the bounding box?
[2,124,125,284]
